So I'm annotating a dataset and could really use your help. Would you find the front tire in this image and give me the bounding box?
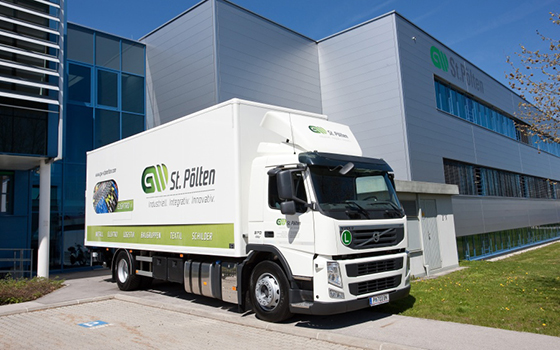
[115,251,141,291]
[250,261,292,322]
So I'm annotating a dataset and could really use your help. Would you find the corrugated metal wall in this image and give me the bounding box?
[142,1,217,126]
[215,0,321,113]
[318,15,411,180]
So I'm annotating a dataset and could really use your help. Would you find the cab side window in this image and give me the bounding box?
[268,172,308,213]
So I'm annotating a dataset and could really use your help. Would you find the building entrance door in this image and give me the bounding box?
[420,199,442,270]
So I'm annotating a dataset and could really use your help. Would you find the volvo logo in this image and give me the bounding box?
[356,228,394,247]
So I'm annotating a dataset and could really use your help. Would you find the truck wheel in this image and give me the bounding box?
[115,251,141,291]
[250,261,292,322]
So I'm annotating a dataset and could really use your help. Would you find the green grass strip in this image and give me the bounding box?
[378,242,560,336]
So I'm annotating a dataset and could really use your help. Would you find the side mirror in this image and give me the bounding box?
[388,173,396,189]
[277,170,295,200]
[280,201,296,215]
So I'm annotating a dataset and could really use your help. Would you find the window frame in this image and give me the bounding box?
[0,171,14,215]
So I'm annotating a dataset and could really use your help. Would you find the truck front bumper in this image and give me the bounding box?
[288,284,410,315]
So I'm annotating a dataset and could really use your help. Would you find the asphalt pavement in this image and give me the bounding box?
[0,268,559,350]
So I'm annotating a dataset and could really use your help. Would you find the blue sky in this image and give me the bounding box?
[68,0,558,88]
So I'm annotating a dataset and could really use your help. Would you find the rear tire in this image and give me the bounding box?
[250,261,292,322]
[115,251,141,291]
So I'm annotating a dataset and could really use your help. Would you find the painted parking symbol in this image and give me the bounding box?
[78,320,109,329]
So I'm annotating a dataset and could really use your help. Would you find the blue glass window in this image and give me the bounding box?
[0,171,13,215]
[68,64,91,103]
[122,113,144,138]
[65,105,93,163]
[96,34,120,70]
[121,74,144,114]
[97,70,118,108]
[63,164,86,214]
[67,25,93,64]
[95,109,120,148]
[122,41,145,75]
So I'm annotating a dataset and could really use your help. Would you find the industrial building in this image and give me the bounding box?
[1,0,558,277]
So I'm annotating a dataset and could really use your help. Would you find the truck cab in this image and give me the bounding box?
[246,150,410,322]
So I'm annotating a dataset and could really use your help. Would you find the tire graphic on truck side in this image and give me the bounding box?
[93,180,119,213]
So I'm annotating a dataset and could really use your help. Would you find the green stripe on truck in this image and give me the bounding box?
[86,223,234,249]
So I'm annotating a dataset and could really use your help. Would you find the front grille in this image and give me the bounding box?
[341,225,404,250]
[346,258,403,277]
[348,275,402,296]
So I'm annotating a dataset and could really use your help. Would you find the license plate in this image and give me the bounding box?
[369,293,389,306]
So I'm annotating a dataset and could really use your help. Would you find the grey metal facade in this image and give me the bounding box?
[142,1,216,126]
[318,14,410,181]
[215,0,321,113]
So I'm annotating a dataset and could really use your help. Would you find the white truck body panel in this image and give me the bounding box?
[85,99,362,258]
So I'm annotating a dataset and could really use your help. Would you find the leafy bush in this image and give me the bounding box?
[0,276,64,305]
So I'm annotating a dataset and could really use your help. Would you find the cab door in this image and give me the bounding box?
[261,169,315,277]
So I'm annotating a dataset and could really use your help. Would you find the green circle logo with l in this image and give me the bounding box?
[341,230,352,246]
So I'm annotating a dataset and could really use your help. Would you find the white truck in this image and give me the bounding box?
[85,99,410,322]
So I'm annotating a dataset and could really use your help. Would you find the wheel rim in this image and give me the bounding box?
[117,258,129,283]
[254,272,280,311]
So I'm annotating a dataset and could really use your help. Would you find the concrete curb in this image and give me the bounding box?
[0,295,116,317]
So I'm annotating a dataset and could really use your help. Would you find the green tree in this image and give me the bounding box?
[507,13,560,143]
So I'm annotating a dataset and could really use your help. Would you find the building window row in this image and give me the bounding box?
[68,62,144,114]
[67,24,144,76]
[443,158,560,199]
[456,225,560,260]
[434,79,560,157]
[65,25,146,158]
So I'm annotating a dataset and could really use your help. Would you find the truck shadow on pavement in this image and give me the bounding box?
[292,295,416,329]
[138,280,240,312]
[129,279,417,329]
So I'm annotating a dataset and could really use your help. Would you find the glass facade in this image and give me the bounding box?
[434,79,560,157]
[457,225,560,260]
[27,23,146,271]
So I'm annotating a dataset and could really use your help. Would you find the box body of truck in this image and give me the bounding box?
[85,99,410,322]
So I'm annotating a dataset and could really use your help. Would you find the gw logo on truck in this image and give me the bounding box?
[142,164,169,194]
[309,125,348,139]
[142,164,217,194]
[309,125,327,134]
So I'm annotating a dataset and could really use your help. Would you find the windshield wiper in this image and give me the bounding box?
[345,200,370,219]
[367,201,403,216]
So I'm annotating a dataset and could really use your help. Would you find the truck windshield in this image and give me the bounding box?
[308,166,404,220]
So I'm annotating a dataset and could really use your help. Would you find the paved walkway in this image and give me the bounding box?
[1,269,559,350]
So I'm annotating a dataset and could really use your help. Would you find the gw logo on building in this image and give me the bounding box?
[430,46,449,72]
[142,164,216,194]
[430,46,484,93]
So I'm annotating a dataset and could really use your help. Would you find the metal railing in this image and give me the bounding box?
[0,249,33,278]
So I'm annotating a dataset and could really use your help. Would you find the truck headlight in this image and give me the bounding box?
[327,261,342,288]
[406,251,410,275]
[329,288,345,299]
